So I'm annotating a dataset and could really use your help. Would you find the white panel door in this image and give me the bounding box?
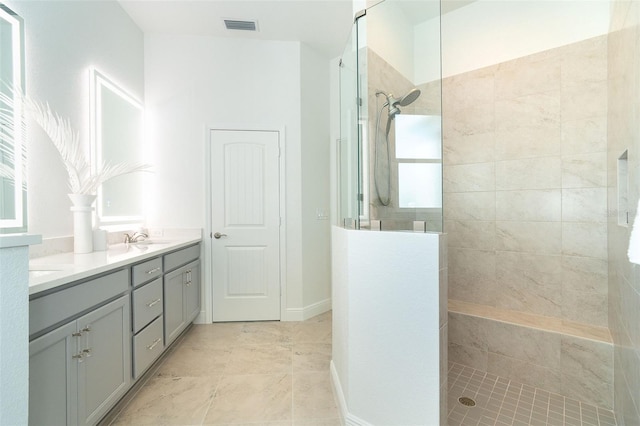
[211,130,281,321]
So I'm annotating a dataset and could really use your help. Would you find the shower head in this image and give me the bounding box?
[396,88,421,107]
[377,88,421,117]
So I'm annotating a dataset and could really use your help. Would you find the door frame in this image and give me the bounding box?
[204,124,287,323]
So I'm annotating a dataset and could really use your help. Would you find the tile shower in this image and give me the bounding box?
[444,34,614,411]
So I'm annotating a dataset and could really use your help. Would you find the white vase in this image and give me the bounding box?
[68,194,97,254]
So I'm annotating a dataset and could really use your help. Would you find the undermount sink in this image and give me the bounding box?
[29,264,74,279]
[130,240,171,246]
[29,270,61,278]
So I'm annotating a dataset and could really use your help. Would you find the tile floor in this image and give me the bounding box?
[109,313,618,426]
[447,363,618,426]
[110,311,340,425]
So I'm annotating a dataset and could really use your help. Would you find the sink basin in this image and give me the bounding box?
[131,240,171,246]
[29,270,62,278]
[28,264,74,280]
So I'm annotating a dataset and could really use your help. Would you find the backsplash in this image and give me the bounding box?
[29,228,203,259]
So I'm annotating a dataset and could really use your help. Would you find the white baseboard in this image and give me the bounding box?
[282,298,331,321]
[330,361,372,426]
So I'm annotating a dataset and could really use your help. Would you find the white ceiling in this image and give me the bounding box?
[117,0,477,58]
[118,0,355,58]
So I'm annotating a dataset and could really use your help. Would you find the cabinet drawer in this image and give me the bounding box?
[133,315,164,379]
[132,278,163,333]
[132,257,162,287]
[30,269,129,337]
[164,244,200,272]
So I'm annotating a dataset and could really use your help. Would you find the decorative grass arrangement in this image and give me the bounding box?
[0,86,150,194]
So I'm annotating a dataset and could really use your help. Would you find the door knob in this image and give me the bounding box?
[213,232,227,239]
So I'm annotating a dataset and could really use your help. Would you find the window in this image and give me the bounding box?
[395,114,442,208]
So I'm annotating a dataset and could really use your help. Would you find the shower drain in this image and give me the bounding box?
[458,396,476,407]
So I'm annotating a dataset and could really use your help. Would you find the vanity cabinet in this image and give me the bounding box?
[164,245,201,345]
[29,295,131,426]
[131,271,164,379]
[29,240,201,425]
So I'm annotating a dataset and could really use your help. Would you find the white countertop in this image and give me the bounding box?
[29,236,202,296]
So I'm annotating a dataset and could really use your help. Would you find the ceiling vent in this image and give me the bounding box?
[223,19,258,31]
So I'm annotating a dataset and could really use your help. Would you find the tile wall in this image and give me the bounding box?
[443,34,609,328]
[443,35,615,410]
[608,1,640,424]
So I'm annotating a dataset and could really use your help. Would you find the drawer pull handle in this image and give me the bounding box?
[72,353,84,362]
[146,298,161,308]
[146,267,161,275]
[147,338,162,351]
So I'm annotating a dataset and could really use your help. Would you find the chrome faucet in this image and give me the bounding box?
[124,232,148,244]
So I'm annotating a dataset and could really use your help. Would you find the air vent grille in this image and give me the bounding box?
[224,19,258,31]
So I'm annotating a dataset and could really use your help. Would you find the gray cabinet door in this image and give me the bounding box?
[77,296,131,426]
[185,260,201,324]
[29,321,79,426]
[164,267,186,344]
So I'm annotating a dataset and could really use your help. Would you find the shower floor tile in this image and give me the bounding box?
[447,363,617,426]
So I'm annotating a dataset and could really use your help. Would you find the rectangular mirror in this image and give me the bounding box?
[0,4,25,233]
[90,68,145,227]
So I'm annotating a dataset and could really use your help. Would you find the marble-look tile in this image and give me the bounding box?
[203,374,292,424]
[449,299,612,343]
[445,220,495,250]
[238,321,293,345]
[156,345,231,378]
[561,117,607,155]
[562,222,608,259]
[495,157,561,190]
[561,336,613,389]
[112,376,218,425]
[561,336,613,410]
[440,323,448,388]
[560,35,608,86]
[562,188,608,223]
[494,252,562,317]
[495,93,561,160]
[496,189,561,221]
[180,323,245,349]
[443,132,495,166]
[292,372,340,421]
[487,352,562,395]
[448,342,488,372]
[225,344,292,375]
[561,80,607,122]
[293,420,342,426]
[448,311,488,350]
[292,320,332,344]
[561,152,607,188]
[485,321,561,369]
[561,289,608,328]
[443,162,495,193]
[562,256,608,294]
[439,233,448,270]
[495,55,561,100]
[448,248,496,305]
[292,343,332,373]
[495,221,562,254]
[439,267,448,328]
[443,104,495,139]
[443,192,495,221]
[442,66,495,112]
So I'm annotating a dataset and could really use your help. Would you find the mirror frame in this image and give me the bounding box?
[0,4,26,233]
[89,67,145,227]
